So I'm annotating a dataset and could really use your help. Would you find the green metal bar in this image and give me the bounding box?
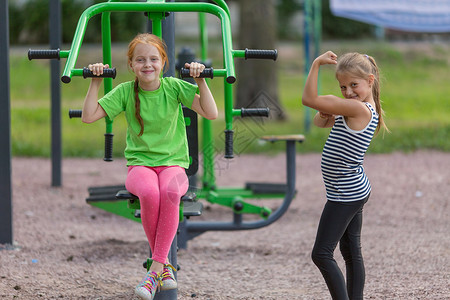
[89,200,140,223]
[232,109,242,117]
[212,69,227,77]
[61,2,235,84]
[232,49,246,58]
[199,13,208,59]
[148,12,163,37]
[101,12,114,134]
[195,189,277,219]
[198,12,216,189]
[70,69,84,77]
[210,0,230,17]
[197,188,285,200]
[59,50,69,58]
[224,81,233,130]
[88,200,190,223]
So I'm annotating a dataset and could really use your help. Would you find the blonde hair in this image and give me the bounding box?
[127,33,168,136]
[336,52,389,135]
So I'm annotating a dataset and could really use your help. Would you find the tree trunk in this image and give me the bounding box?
[236,0,286,120]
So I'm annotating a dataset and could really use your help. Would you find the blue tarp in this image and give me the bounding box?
[330,0,450,32]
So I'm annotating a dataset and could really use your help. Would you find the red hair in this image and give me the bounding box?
[128,33,168,136]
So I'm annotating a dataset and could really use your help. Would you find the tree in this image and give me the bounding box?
[235,0,286,120]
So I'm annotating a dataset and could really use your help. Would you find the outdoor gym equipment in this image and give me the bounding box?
[0,0,12,245]
[28,0,304,241]
[28,1,304,298]
[29,0,278,161]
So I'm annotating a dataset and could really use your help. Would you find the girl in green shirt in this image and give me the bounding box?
[82,33,217,300]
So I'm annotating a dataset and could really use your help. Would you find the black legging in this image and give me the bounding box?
[311,195,369,300]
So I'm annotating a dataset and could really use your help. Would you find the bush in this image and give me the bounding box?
[9,0,146,45]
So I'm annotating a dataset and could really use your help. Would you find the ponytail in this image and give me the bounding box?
[337,52,389,136]
[367,55,389,135]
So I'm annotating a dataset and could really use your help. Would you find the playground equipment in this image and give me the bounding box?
[0,0,12,245]
[29,0,304,298]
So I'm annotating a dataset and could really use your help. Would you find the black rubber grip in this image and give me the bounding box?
[180,67,214,79]
[68,109,82,118]
[28,49,60,60]
[83,67,117,79]
[240,107,270,117]
[104,133,114,162]
[245,48,278,60]
[224,130,234,159]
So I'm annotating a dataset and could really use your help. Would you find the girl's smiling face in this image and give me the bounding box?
[337,73,374,102]
[129,43,164,90]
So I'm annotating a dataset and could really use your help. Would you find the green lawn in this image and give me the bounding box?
[10,40,450,158]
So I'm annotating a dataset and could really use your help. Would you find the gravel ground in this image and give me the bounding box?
[0,151,449,299]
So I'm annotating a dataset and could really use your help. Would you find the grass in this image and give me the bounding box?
[10,40,450,158]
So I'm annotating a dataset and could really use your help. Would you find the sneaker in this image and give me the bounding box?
[160,263,177,291]
[135,271,161,300]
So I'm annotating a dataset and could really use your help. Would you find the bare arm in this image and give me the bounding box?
[313,111,335,128]
[186,62,218,120]
[302,51,365,118]
[81,63,107,123]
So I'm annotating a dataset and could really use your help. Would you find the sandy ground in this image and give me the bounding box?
[0,151,449,299]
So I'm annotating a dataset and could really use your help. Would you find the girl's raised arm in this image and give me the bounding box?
[302,51,367,118]
[187,62,218,120]
[302,51,339,113]
[82,63,107,123]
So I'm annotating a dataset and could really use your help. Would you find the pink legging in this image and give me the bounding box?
[125,165,188,264]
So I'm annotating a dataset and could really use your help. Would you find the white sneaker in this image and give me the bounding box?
[160,263,177,291]
[135,271,161,300]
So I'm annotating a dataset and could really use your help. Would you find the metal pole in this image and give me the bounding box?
[50,0,62,186]
[156,4,177,299]
[0,0,13,245]
[303,0,312,132]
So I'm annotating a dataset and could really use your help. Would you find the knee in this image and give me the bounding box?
[165,189,182,206]
[339,242,351,261]
[138,188,160,204]
[311,245,329,267]
[311,249,320,266]
[161,182,187,206]
[340,242,362,264]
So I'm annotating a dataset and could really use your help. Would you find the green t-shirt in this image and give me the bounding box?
[98,77,198,169]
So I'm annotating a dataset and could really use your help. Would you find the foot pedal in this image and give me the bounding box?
[183,202,203,217]
[245,182,287,194]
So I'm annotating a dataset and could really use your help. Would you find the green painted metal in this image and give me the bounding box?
[193,2,284,219]
[61,2,235,84]
[59,50,70,58]
[198,12,216,189]
[232,49,246,58]
[101,11,114,134]
[89,199,140,223]
[224,81,233,131]
[62,0,292,222]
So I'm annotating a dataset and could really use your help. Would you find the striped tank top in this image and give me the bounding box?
[321,102,379,202]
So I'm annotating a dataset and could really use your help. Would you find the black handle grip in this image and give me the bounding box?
[224,130,234,159]
[180,67,214,79]
[68,109,82,118]
[104,133,114,162]
[28,49,60,60]
[245,48,278,61]
[240,107,270,117]
[83,67,117,79]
